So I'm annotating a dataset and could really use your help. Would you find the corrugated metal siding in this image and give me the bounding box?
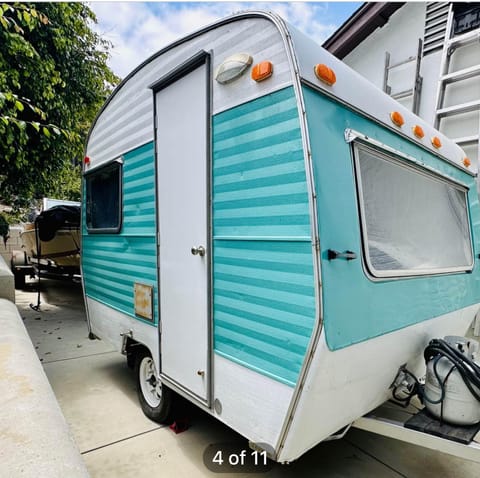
[87,17,293,168]
[212,87,316,386]
[82,142,158,324]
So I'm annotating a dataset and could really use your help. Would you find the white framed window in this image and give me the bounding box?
[353,142,474,278]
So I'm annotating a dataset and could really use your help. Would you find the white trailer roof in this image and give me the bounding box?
[86,11,476,176]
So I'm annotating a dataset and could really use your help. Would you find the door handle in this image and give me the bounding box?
[327,249,357,261]
[191,245,206,257]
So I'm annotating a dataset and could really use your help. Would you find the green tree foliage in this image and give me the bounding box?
[0,2,118,212]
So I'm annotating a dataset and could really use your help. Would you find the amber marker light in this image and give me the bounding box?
[431,136,442,148]
[314,64,336,86]
[251,61,273,82]
[390,111,404,127]
[412,125,425,138]
[463,157,472,168]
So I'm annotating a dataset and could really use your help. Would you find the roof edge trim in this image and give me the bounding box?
[322,2,405,59]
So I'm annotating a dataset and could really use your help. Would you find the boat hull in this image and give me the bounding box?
[21,226,80,268]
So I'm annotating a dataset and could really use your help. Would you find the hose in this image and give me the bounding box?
[423,338,480,404]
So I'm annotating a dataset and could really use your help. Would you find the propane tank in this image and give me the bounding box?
[424,336,480,426]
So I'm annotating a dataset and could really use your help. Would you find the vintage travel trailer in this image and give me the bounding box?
[82,11,480,463]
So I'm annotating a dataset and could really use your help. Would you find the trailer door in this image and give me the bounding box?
[154,54,210,402]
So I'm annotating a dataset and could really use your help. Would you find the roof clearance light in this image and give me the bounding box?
[84,156,91,166]
[251,61,273,82]
[463,157,472,168]
[431,136,442,148]
[314,64,336,86]
[412,125,425,138]
[215,53,253,84]
[390,111,404,127]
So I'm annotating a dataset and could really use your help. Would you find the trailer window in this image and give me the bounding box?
[85,161,122,233]
[354,144,473,277]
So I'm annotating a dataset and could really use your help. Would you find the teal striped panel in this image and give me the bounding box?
[214,241,316,386]
[82,142,158,325]
[213,86,311,238]
[213,87,316,386]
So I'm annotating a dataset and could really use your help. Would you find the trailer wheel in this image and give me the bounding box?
[135,349,173,424]
[13,269,26,289]
[11,251,27,289]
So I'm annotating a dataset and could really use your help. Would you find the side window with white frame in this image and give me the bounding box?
[85,160,123,233]
[353,143,473,278]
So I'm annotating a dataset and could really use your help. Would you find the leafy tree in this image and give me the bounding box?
[0,2,118,214]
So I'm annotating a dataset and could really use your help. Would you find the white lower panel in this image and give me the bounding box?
[86,298,159,371]
[213,354,294,450]
[88,298,293,449]
[278,304,480,463]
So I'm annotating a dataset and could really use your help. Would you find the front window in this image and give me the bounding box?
[85,160,122,233]
[354,143,473,277]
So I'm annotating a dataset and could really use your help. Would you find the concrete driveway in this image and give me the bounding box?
[16,278,480,477]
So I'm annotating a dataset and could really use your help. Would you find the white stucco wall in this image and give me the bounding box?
[342,2,480,164]
[342,2,443,124]
[344,2,428,109]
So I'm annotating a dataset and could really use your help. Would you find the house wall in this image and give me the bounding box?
[342,2,480,163]
[343,3,435,117]
[0,226,23,265]
[344,3,427,84]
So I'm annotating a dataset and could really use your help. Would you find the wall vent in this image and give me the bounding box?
[423,2,450,56]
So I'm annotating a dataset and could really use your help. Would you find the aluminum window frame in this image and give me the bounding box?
[352,141,474,279]
[84,158,123,234]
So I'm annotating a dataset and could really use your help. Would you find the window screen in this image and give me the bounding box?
[85,161,122,233]
[354,144,473,277]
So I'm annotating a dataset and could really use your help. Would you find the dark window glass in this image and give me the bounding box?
[86,162,122,232]
[453,4,480,36]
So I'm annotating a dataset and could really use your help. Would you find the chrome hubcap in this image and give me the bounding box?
[139,357,162,408]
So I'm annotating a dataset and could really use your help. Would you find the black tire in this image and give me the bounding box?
[134,348,173,424]
[13,269,26,289]
[126,350,135,370]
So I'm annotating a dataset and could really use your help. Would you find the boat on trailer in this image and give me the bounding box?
[81,11,480,464]
[12,200,81,289]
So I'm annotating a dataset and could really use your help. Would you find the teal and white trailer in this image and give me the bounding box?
[82,11,480,463]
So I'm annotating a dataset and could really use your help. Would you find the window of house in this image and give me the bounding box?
[85,160,123,233]
[353,143,473,278]
[453,3,480,36]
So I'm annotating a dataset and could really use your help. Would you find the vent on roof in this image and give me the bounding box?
[423,2,450,56]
